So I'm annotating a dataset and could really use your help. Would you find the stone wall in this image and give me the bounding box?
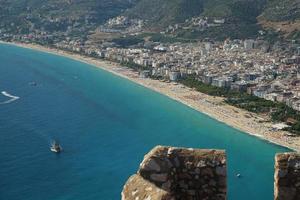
[123,147,300,200]
[122,146,227,200]
[275,153,300,200]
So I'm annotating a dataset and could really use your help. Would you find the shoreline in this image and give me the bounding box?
[1,41,299,152]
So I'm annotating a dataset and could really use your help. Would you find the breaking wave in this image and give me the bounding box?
[0,91,20,104]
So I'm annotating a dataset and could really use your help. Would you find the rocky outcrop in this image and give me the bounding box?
[274,153,300,200]
[122,146,227,200]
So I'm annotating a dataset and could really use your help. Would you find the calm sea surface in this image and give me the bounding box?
[0,44,290,200]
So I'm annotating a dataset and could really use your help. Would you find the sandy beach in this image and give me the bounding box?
[1,41,299,151]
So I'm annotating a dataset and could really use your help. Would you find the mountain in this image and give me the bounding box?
[261,0,300,22]
[125,0,300,40]
[0,0,299,40]
[206,0,266,22]
[124,0,268,40]
[258,0,300,39]
[0,0,137,33]
[125,0,203,29]
[126,0,267,26]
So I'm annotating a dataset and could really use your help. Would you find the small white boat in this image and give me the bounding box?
[236,173,241,178]
[50,140,62,153]
[29,81,37,86]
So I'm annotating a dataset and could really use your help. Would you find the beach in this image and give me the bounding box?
[2,41,299,151]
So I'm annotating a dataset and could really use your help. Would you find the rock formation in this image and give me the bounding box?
[275,152,300,200]
[122,146,227,200]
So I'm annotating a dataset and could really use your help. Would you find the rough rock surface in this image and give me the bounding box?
[122,146,226,200]
[275,153,300,200]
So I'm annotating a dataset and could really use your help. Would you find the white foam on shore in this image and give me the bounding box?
[0,91,20,104]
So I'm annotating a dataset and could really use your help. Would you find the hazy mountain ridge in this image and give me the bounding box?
[126,0,267,25]
[124,0,299,40]
[0,0,137,33]
[0,0,299,40]
[261,0,300,22]
[125,0,203,29]
[123,0,291,40]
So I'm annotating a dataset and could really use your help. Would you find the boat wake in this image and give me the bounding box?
[0,91,20,104]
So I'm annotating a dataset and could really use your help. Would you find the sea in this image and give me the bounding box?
[0,43,290,200]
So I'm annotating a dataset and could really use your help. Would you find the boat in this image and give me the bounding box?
[236,173,241,178]
[50,140,62,153]
[29,81,37,86]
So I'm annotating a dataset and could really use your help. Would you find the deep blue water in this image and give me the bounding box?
[0,43,290,200]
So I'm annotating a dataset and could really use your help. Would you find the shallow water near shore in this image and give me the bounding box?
[0,43,290,200]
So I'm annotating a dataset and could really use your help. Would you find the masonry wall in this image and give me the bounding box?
[123,147,300,200]
[122,146,226,200]
[274,153,300,200]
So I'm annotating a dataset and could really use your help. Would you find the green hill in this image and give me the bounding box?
[124,0,268,40]
[261,0,300,22]
[0,0,137,33]
[125,0,203,28]
[202,0,266,20]
[126,0,267,26]
[258,0,300,40]
[1,0,299,40]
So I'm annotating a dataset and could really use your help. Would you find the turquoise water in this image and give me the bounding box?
[0,43,290,200]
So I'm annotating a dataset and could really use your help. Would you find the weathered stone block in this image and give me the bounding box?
[122,174,173,200]
[122,146,227,200]
[275,153,300,200]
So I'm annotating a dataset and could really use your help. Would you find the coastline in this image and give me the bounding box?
[1,41,299,152]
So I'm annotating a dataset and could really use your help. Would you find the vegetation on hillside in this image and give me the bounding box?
[176,23,260,40]
[112,36,144,47]
[202,0,266,20]
[125,0,267,40]
[261,0,300,22]
[1,0,299,40]
[125,0,203,28]
[0,0,137,33]
[141,33,197,43]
